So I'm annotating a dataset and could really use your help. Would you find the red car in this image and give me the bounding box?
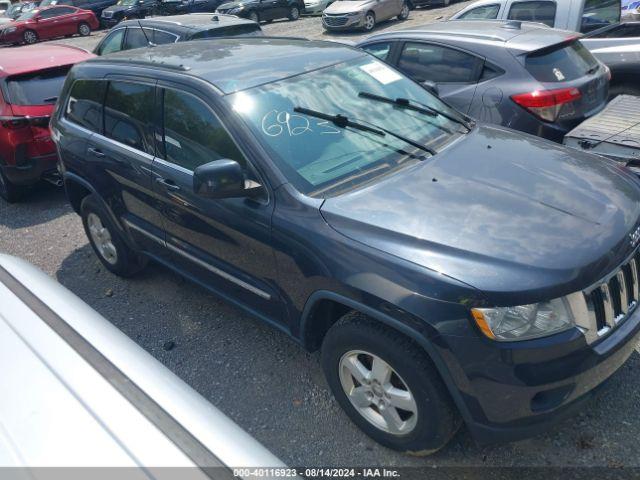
[0,44,94,202]
[0,5,99,45]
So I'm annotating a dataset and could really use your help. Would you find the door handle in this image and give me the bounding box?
[155,177,181,191]
[88,147,105,158]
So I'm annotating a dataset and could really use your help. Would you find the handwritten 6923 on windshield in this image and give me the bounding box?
[261,110,341,138]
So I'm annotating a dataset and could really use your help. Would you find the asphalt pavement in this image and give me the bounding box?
[1,1,640,473]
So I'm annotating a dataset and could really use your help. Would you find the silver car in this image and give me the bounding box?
[322,0,409,31]
[303,0,333,14]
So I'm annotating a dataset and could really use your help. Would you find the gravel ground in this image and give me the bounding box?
[2,1,640,473]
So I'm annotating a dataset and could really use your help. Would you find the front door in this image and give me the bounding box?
[151,84,283,323]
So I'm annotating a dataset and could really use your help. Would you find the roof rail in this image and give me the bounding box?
[90,57,191,71]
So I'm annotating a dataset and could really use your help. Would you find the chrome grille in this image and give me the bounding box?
[583,251,640,340]
[323,14,348,26]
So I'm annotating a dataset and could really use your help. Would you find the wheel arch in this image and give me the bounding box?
[298,290,473,426]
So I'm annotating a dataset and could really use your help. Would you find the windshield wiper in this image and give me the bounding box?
[294,106,436,156]
[358,91,472,132]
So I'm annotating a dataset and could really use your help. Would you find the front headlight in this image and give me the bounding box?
[471,297,575,341]
[345,11,361,16]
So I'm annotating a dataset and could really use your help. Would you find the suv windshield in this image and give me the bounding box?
[6,66,71,105]
[228,57,465,197]
[525,40,599,83]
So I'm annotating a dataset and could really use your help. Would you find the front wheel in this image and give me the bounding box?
[248,10,259,22]
[321,312,461,455]
[23,29,38,44]
[78,21,91,36]
[398,1,409,19]
[288,5,300,20]
[362,11,375,31]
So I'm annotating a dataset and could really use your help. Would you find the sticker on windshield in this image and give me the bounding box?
[553,68,565,81]
[359,61,402,85]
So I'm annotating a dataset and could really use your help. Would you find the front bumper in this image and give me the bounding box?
[0,153,58,186]
[322,14,364,29]
[436,305,640,444]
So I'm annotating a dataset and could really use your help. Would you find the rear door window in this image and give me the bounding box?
[524,41,599,83]
[65,79,107,132]
[458,4,500,19]
[6,66,71,105]
[507,1,556,27]
[361,42,392,61]
[398,42,483,83]
[123,27,150,50]
[580,0,621,33]
[104,81,156,155]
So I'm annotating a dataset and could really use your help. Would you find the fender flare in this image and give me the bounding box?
[63,172,138,251]
[299,290,474,427]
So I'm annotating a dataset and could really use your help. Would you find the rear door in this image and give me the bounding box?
[53,6,79,35]
[151,83,283,322]
[83,79,167,257]
[394,41,484,113]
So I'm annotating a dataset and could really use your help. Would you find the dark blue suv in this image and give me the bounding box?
[51,38,640,454]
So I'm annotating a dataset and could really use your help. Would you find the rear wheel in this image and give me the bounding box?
[288,5,300,19]
[23,29,38,44]
[0,169,23,203]
[78,21,91,36]
[362,11,375,31]
[81,195,147,277]
[398,1,409,19]
[321,312,461,455]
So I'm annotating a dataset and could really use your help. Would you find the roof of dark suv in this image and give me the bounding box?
[88,37,365,94]
[367,20,577,53]
[116,12,259,36]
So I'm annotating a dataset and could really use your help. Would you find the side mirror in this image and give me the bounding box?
[421,80,439,97]
[193,159,260,199]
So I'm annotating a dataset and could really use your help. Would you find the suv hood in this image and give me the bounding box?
[324,0,373,13]
[320,125,640,303]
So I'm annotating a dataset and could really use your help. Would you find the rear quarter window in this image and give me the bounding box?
[524,41,599,83]
[65,79,107,133]
[6,67,71,106]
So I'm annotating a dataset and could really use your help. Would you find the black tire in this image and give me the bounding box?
[78,21,91,36]
[398,1,409,20]
[22,29,38,44]
[321,312,461,455]
[0,168,24,203]
[362,11,375,31]
[80,194,147,277]
[288,5,300,20]
[248,10,259,22]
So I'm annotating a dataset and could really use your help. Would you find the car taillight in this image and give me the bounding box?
[0,115,50,129]
[511,88,582,122]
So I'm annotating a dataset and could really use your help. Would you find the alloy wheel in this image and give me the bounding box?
[290,6,299,19]
[79,22,91,36]
[363,13,375,30]
[339,350,418,435]
[87,213,118,265]
[399,3,409,18]
[23,30,37,44]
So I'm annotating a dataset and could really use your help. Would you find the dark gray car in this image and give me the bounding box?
[358,20,609,141]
